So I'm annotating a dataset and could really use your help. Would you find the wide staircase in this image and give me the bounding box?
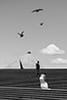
[0,69,67,99]
[0,69,40,88]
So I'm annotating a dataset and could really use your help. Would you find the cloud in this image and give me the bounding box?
[41,44,65,55]
[51,58,67,64]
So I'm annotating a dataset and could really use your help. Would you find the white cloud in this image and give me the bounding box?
[51,58,67,64]
[41,44,65,55]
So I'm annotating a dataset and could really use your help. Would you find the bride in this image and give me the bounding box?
[39,74,51,90]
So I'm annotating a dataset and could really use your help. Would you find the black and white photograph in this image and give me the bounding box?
[0,0,67,99]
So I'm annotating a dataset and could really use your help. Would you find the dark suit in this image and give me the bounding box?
[36,61,40,77]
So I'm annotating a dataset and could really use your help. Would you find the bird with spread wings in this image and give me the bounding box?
[17,31,24,38]
[32,8,44,13]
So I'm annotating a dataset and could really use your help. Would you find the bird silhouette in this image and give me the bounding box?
[17,31,24,38]
[27,51,32,54]
[32,8,43,13]
[40,22,44,26]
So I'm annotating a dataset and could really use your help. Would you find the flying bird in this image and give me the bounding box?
[27,51,32,54]
[17,31,24,38]
[32,8,44,13]
[40,22,44,26]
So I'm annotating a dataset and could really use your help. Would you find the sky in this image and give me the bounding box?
[0,0,67,68]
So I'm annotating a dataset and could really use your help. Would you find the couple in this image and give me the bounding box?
[36,61,51,90]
